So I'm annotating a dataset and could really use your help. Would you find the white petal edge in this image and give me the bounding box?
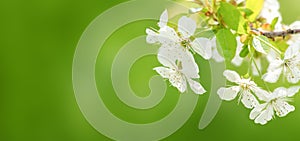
[241,91,259,109]
[188,79,206,95]
[178,16,196,38]
[158,10,168,28]
[217,86,240,101]
[191,38,212,60]
[223,70,241,83]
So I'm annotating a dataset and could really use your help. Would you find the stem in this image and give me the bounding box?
[251,55,271,92]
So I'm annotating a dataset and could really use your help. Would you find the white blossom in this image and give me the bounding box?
[154,45,206,94]
[288,21,300,45]
[259,0,283,30]
[263,43,300,83]
[250,86,300,125]
[146,10,212,60]
[217,70,265,109]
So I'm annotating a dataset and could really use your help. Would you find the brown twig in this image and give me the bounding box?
[260,29,300,39]
[250,23,300,39]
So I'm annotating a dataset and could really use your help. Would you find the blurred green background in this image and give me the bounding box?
[1,0,300,141]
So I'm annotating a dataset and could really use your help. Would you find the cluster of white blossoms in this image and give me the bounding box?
[250,86,300,125]
[221,0,300,125]
[263,43,300,83]
[146,10,223,94]
[218,70,300,125]
[146,0,300,125]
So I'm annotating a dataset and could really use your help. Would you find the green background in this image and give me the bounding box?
[1,0,300,140]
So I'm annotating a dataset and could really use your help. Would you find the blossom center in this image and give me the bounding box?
[240,82,250,90]
[180,39,191,48]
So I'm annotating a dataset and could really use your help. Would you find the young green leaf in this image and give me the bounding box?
[242,8,254,17]
[246,0,264,21]
[276,40,289,52]
[218,2,246,34]
[239,45,249,57]
[216,29,237,62]
[270,17,279,30]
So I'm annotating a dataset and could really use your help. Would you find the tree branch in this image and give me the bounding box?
[261,29,300,38]
[250,25,300,39]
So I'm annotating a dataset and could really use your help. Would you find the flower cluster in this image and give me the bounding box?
[219,70,300,125]
[146,10,223,94]
[146,0,300,125]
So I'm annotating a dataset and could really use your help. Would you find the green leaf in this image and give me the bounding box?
[218,2,246,34]
[276,40,289,52]
[270,17,279,30]
[242,8,254,17]
[246,0,264,21]
[239,45,249,57]
[252,35,277,54]
[216,29,237,62]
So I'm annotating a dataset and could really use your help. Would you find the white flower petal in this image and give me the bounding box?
[288,22,300,44]
[178,16,196,38]
[153,67,173,78]
[250,86,297,125]
[250,103,268,120]
[217,86,240,101]
[254,104,274,125]
[146,28,159,44]
[241,91,259,109]
[268,58,284,70]
[231,37,244,66]
[156,46,202,94]
[286,86,300,97]
[190,37,212,60]
[158,10,168,28]
[251,87,270,101]
[223,70,241,83]
[157,47,178,68]
[274,100,295,117]
[155,67,187,93]
[273,87,288,98]
[180,51,200,79]
[188,79,206,95]
[262,59,283,83]
[158,46,199,78]
[284,43,300,60]
[158,26,180,46]
[289,21,300,29]
[286,66,300,84]
[284,56,300,83]
[168,73,187,93]
[266,50,278,63]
